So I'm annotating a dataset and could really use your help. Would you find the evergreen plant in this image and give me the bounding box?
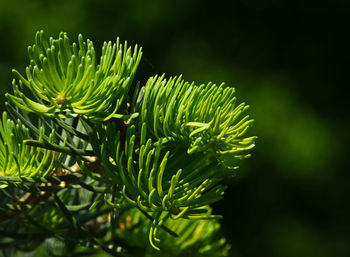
[0,31,256,257]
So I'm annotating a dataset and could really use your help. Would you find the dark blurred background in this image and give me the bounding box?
[0,1,349,256]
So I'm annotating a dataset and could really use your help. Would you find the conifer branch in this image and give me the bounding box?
[0,30,256,256]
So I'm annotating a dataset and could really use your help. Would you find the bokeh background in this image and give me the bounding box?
[0,1,349,256]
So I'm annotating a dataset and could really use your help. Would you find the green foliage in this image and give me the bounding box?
[138,75,256,168]
[6,30,142,121]
[0,31,255,257]
[99,123,225,249]
[0,112,60,177]
[116,207,230,256]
